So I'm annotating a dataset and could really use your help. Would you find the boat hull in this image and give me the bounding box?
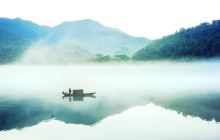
[62,92,96,97]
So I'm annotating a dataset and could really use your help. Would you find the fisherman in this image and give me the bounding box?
[69,88,71,94]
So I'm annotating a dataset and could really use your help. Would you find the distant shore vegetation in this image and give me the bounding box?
[92,54,130,62]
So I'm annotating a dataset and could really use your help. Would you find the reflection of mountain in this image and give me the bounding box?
[1,92,220,130]
[0,96,147,131]
[151,93,220,121]
[0,18,150,64]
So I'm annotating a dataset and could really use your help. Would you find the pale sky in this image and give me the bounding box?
[0,0,220,39]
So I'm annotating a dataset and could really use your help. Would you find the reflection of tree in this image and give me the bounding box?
[151,93,220,122]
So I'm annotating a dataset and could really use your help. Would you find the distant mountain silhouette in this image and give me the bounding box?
[0,18,150,64]
[43,19,150,55]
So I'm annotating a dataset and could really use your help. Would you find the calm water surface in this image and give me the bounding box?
[0,61,220,139]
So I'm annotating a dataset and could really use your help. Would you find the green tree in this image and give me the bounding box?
[92,54,111,62]
[113,55,129,61]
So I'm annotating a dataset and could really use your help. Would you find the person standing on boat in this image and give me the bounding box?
[69,88,72,94]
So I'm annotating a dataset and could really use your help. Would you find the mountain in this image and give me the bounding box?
[133,20,220,60]
[0,18,150,64]
[0,18,50,63]
[43,19,150,55]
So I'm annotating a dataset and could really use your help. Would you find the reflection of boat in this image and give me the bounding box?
[62,89,96,102]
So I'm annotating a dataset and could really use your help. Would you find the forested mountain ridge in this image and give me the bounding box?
[133,20,220,60]
[0,18,150,64]
[0,18,50,63]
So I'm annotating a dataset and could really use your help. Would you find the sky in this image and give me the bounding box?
[0,0,220,39]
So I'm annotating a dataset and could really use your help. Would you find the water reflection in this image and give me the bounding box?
[1,92,220,131]
[0,62,220,133]
[150,93,220,121]
[1,104,220,140]
[62,92,96,102]
[0,94,147,131]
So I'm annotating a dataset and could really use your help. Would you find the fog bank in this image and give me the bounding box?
[17,42,91,64]
[1,61,220,98]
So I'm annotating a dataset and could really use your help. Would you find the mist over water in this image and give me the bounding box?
[0,61,220,139]
[1,61,220,97]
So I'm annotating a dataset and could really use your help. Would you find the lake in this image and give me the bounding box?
[0,61,220,139]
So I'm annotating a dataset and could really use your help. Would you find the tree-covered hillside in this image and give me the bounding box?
[133,20,220,60]
[0,18,50,63]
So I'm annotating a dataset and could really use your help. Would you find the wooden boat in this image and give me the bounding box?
[62,89,96,97]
